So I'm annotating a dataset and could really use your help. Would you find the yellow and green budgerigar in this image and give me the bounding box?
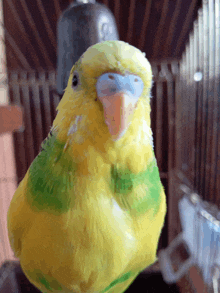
[7,40,166,293]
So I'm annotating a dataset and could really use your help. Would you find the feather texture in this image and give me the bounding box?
[7,41,166,293]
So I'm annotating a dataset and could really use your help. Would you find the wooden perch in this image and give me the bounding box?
[0,105,23,134]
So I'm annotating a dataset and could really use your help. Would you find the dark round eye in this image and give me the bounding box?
[72,73,79,88]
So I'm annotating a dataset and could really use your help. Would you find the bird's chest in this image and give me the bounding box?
[76,170,162,270]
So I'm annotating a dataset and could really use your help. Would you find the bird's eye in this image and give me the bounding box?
[134,78,139,82]
[72,73,79,88]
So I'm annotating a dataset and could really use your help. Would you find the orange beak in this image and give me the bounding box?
[96,72,144,141]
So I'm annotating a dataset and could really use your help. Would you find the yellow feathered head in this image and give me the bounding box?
[54,40,153,148]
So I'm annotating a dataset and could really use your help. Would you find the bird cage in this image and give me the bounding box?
[158,0,220,291]
[168,0,220,240]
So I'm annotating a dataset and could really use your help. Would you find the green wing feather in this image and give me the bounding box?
[27,132,77,215]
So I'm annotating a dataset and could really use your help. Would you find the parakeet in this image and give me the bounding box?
[7,40,166,293]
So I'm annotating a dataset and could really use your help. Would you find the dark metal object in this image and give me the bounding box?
[0,261,41,293]
[56,0,119,95]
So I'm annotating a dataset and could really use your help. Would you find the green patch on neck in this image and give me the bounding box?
[111,159,162,215]
[26,268,62,291]
[27,133,77,215]
[111,165,149,194]
[101,271,136,293]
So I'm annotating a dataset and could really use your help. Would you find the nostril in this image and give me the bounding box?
[110,87,117,93]
[108,74,114,80]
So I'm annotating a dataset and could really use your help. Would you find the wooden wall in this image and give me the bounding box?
[0,0,18,266]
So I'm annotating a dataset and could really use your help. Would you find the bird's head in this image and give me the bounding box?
[54,41,153,148]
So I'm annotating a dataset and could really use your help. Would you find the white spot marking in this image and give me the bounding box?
[68,115,83,136]
[142,120,154,147]
[111,199,136,246]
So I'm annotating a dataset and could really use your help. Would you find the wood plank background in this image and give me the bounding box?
[0,0,18,267]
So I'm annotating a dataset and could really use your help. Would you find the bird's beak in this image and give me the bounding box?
[100,92,136,141]
[96,72,144,141]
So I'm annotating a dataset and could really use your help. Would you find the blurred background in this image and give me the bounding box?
[0,0,219,292]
